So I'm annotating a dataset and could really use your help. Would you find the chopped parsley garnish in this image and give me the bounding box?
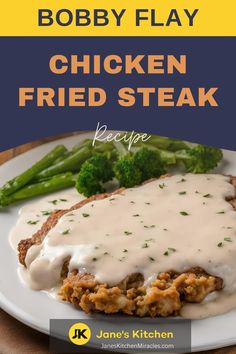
[203,194,212,198]
[104,252,109,255]
[164,247,176,256]
[92,257,97,261]
[123,249,128,253]
[133,214,140,217]
[66,213,75,217]
[48,199,58,205]
[145,202,151,205]
[82,213,90,217]
[62,229,71,235]
[124,231,132,235]
[41,210,52,216]
[144,224,156,228]
[180,211,189,216]
[217,211,225,214]
[60,198,68,202]
[27,220,39,225]
[159,183,166,189]
[145,238,154,242]
[109,198,116,201]
[163,228,168,231]
[217,242,223,247]
[177,178,186,183]
[130,201,135,204]
[149,257,155,262]
[179,191,186,195]
[224,237,232,242]
[142,243,149,248]
[119,257,126,262]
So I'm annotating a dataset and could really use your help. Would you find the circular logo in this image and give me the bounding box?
[68,322,91,346]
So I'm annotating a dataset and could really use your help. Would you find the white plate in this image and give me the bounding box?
[0,132,236,352]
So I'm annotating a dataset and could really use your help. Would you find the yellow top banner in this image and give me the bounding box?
[0,0,235,36]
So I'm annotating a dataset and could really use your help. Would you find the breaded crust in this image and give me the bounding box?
[59,268,223,317]
[17,175,236,317]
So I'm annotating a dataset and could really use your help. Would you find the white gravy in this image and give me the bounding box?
[10,189,84,250]
[10,174,236,319]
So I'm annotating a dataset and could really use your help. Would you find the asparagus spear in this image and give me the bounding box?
[35,146,93,180]
[121,133,190,151]
[0,173,77,207]
[52,140,91,165]
[72,139,117,161]
[145,135,190,151]
[52,150,71,165]
[0,145,67,196]
[71,139,95,152]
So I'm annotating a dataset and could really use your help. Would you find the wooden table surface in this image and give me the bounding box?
[0,138,236,354]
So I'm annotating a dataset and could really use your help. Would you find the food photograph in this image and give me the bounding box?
[1,131,236,353]
[0,1,235,353]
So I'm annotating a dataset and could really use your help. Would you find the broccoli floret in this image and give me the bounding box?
[176,144,223,173]
[133,147,166,180]
[114,154,142,188]
[114,148,166,188]
[76,154,114,197]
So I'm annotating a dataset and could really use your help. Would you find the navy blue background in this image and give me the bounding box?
[0,37,235,151]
